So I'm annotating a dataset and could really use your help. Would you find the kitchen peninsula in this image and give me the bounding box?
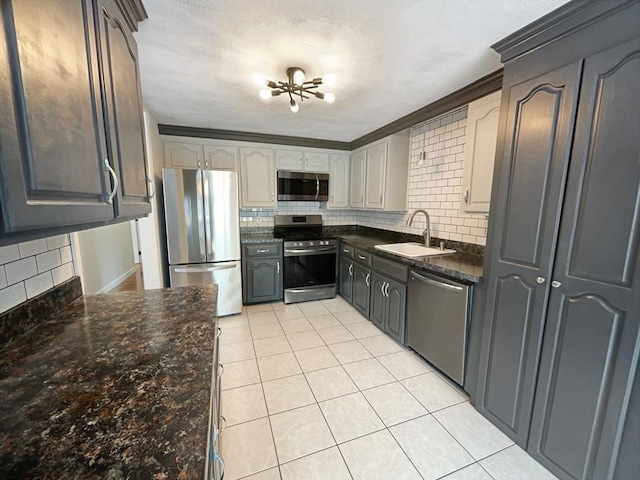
[0,283,217,479]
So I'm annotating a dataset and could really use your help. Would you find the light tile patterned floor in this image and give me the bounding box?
[218,298,558,480]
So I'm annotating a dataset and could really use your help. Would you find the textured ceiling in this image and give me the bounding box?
[136,0,570,142]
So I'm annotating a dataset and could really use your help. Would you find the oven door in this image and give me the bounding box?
[277,171,329,201]
[283,246,336,303]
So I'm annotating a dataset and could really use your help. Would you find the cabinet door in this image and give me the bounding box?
[95,0,150,219]
[461,90,501,213]
[476,63,581,445]
[527,40,640,480]
[328,153,349,208]
[204,145,237,171]
[275,149,304,171]
[244,258,281,303]
[304,152,330,172]
[370,272,386,332]
[385,278,406,344]
[352,263,371,317]
[240,147,275,207]
[0,0,114,233]
[365,142,387,209]
[349,150,366,207]
[338,256,353,303]
[164,141,203,169]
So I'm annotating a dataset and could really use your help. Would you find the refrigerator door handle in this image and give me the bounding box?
[173,264,237,273]
[203,171,213,258]
[196,170,207,260]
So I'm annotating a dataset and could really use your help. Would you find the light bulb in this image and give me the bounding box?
[293,69,305,85]
[323,92,335,104]
[290,99,299,113]
[259,89,271,100]
[323,74,337,87]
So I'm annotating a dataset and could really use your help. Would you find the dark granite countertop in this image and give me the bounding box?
[240,233,283,244]
[336,233,483,283]
[0,285,217,479]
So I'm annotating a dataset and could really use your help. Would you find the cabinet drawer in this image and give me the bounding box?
[340,243,354,258]
[244,243,281,258]
[373,255,408,283]
[354,249,372,266]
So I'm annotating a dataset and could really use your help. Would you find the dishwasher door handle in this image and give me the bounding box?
[411,272,463,291]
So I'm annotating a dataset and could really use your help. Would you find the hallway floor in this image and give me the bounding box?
[217,297,558,480]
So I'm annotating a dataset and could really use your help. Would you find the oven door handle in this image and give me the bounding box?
[284,247,336,255]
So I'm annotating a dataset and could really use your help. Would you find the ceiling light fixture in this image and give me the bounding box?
[258,67,335,113]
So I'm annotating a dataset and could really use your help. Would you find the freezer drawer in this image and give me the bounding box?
[170,261,242,316]
[407,270,471,386]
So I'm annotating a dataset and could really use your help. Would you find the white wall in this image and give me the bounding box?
[76,222,135,294]
[0,235,76,313]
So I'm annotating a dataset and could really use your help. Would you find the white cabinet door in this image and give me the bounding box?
[240,147,275,207]
[461,90,501,213]
[204,145,238,171]
[275,149,304,171]
[365,142,387,209]
[349,150,366,207]
[304,152,330,172]
[329,153,349,208]
[164,141,203,169]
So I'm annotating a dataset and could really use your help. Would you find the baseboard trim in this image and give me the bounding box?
[98,266,137,294]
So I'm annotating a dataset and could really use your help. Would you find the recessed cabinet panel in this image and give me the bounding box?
[352,263,370,317]
[328,154,349,208]
[0,0,114,231]
[276,150,303,171]
[567,52,640,287]
[204,145,237,170]
[364,142,387,209]
[338,256,353,303]
[349,150,366,208]
[240,147,275,207]
[304,152,330,172]
[385,279,406,344]
[500,87,564,267]
[370,272,385,331]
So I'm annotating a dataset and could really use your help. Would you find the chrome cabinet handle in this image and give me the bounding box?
[315,174,320,200]
[218,363,224,376]
[365,273,370,286]
[277,261,280,274]
[348,263,353,275]
[220,415,227,434]
[357,254,366,260]
[551,280,562,288]
[464,189,469,203]
[256,249,269,253]
[103,158,118,204]
[379,194,383,204]
[271,193,274,201]
[381,281,386,294]
[343,248,349,253]
[385,282,390,297]
[217,327,222,337]
[146,175,155,199]
[536,277,546,284]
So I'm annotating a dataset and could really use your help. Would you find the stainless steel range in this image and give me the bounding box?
[274,215,337,304]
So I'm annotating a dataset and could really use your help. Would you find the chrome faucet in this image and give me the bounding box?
[406,209,431,247]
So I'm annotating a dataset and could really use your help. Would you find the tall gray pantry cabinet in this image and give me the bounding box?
[476,2,640,480]
[0,0,150,245]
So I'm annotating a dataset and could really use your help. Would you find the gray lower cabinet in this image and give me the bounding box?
[338,254,354,303]
[370,257,408,344]
[352,263,371,317]
[242,244,282,304]
[477,4,640,480]
[0,0,149,245]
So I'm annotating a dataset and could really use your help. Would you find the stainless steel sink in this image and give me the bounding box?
[374,242,456,258]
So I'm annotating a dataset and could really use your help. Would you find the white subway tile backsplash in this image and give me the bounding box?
[0,234,75,314]
[0,245,20,265]
[5,257,38,285]
[25,272,54,298]
[0,283,27,312]
[18,239,48,257]
[36,250,62,273]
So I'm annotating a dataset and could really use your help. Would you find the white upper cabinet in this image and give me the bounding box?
[328,153,350,208]
[164,141,203,169]
[204,145,238,171]
[461,90,501,213]
[349,149,366,208]
[240,147,275,207]
[276,149,330,173]
[350,130,409,211]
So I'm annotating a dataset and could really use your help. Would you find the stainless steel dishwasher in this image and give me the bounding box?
[407,270,471,386]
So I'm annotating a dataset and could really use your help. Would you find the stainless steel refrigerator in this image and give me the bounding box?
[162,168,242,316]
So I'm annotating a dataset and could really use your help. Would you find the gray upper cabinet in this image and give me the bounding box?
[477,3,640,480]
[0,0,149,244]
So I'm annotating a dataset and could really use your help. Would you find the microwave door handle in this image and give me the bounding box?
[315,174,320,200]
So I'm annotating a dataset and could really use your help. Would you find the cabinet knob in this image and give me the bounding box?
[551,280,562,288]
[103,158,118,204]
[536,276,546,284]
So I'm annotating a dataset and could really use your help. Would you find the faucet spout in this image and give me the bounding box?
[406,209,431,247]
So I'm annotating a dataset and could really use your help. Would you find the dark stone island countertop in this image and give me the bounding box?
[0,285,218,479]
[335,232,484,283]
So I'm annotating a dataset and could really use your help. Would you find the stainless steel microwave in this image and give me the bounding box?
[277,171,329,201]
